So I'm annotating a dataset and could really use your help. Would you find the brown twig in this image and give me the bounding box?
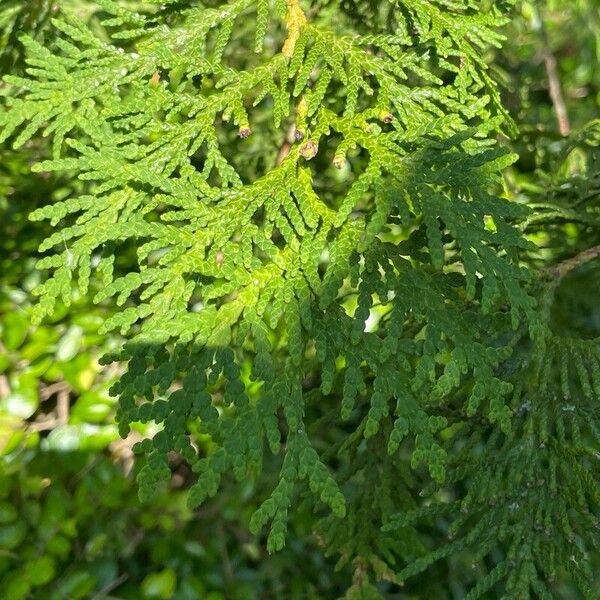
[109,430,144,475]
[56,388,70,422]
[543,244,600,280]
[27,418,60,432]
[0,375,9,399]
[535,7,570,136]
[276,123,297,165]
[28,385,71,432]
[40,380,70,401]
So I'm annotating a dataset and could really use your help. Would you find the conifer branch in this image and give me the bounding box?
[3,1,598,595]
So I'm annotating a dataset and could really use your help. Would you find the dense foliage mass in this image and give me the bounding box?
[0,1,599,598]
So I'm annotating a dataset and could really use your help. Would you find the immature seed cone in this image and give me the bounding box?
[149,71,161,88]
[300,140,318,160]
[333,154,347,169]
[381,111,394,124]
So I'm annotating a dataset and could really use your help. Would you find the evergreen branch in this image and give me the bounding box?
[5,1,596,596]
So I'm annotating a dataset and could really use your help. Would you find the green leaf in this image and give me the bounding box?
[4,575,31,600]
[2,372,39,419]
[46,534,71,559]
[71,391,113,424]
[55,571,96,599]
[0,502,18,523]
[44,425,81,451]
[1,312,29,350]
[0,521,27,549]
[0,423,26,456]
[25,556,56,586]
[141,568,177,599]
[56,325,84,362]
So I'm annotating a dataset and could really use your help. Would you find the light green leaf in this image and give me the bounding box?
[1,312,29,350]
[0,521,27,549]
[56,325,84,362]
[2,372,39,419]
[26,556,56,587]
[141,568,177,599]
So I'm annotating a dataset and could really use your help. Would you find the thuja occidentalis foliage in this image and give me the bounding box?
[1,0,599,597]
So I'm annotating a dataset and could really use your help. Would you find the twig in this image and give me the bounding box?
[28,418,59,432]
[276,123,297,165]
[217,521,234,588]
[56,388,70,422]
[90,573,128,600]
[109,431,144,475]
[40,380,71,401]
[0,375,9,399]
[543,244,600,280]
[28,386,71,432]
[534,7,570,136]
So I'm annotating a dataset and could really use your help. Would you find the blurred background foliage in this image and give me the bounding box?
[0,0,599,598]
